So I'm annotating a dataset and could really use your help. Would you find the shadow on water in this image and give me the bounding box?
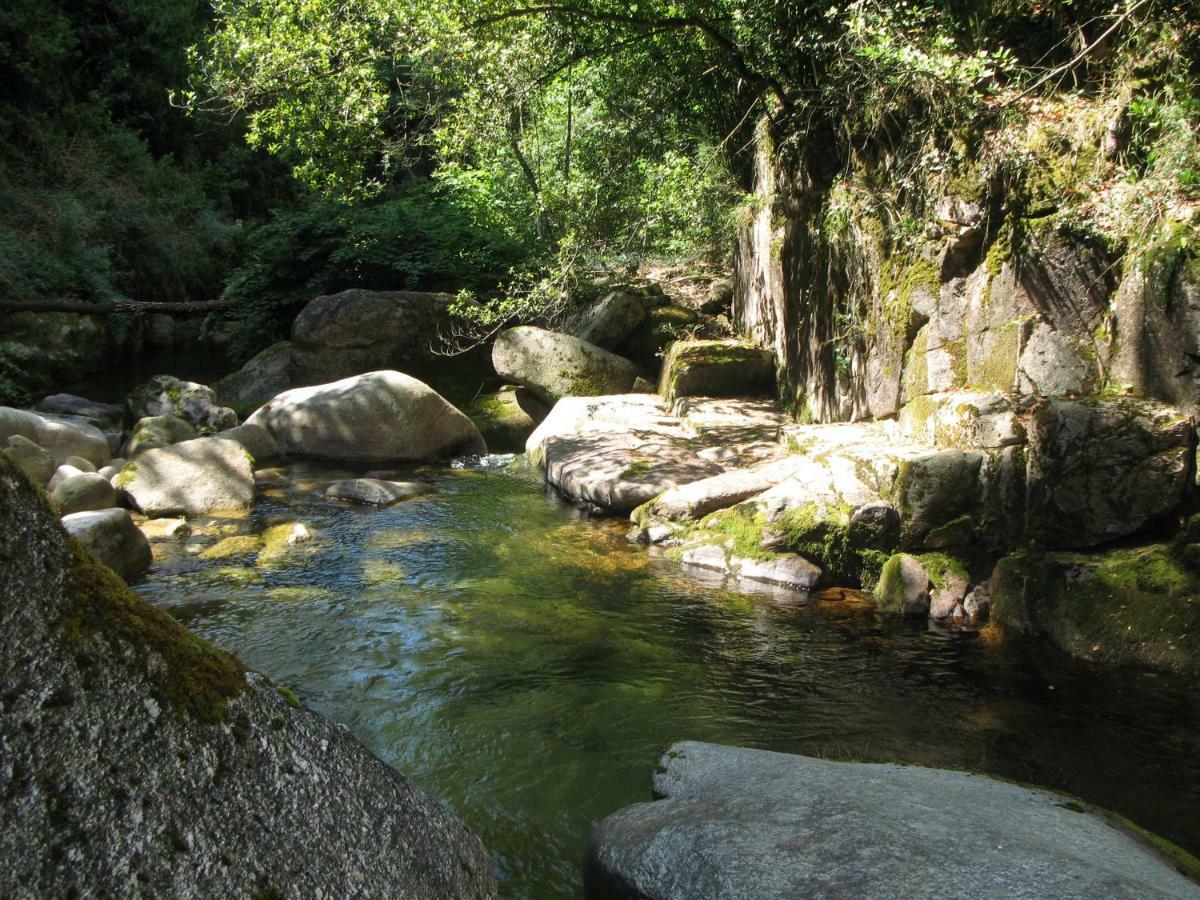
[134,459,1200,899]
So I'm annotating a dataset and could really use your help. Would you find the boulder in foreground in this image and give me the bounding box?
[248,371,486,462]
[0,453,497,898]
[118,437,254,516]
[586,741,1199,899]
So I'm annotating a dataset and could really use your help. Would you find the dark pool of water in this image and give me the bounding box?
[132,459,1200,898]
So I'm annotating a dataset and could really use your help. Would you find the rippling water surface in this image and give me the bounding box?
[134,458,1200,898]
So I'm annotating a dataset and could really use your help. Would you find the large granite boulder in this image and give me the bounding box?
[60,507,152,581]
[1025,398,1193,549]
[574,291,646,349]
[492,326,642,404]
[0,406,110,467]
[215,340,296,413]
[658,340,775,403]
[247,371,486,462]
[118,437,255,516]
[289,289,453,384]
[125,375,237,434]
[466,387,551,453]
[123,414,198,458]
[586,741,1198,899]
[0,454,497,898]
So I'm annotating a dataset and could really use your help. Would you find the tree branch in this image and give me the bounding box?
[0,298,238,316]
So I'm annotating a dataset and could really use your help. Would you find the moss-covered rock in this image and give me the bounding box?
[466,386,550,453]
[492,325,642,404]
[990,544,1200,673]
[659,340,774,403]
[875,553,931,617]
[617,305,700,370]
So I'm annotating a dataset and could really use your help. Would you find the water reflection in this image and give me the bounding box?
[135,459,1200,899]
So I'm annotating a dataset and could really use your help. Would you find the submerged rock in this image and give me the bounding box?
[325,478,430,506]
[492,326,642,404]
[586,741,1199,899]
[61,507,152,581]
[0,454,498,898]
[118,437,255,516]
[248,371,486,462]
[125,374,237,434]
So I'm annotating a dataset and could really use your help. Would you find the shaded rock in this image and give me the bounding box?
[574,291,646,349]
[0,406,110,467]
[215,341,296,413]
[60,508,152,581]
[216,422,280,465]
[248,371,486,462]
[894,449,983,549]
[1018,321,1094,396]
[586,741,1198,900]
[700,276,734,314]
[963,584,990,619]
[0,454,498,898]
[289,289,453,384]
[52,472,118,516]
[640,456,805,522]
[63,454,97,472]
[6,434,54,485]
[492,326,641,404]
[325,479,430,506]
[735,554,821,591]
[616,305,699,370]
[126,375,237,434]
[659,340,774,403]
[138,517,191,541]
[123,414,198,458]
[990,545,1200,673]
[119,437,254,517]
[36,393,123,429]
[466,387,551,453]
[98,458,127,482]
[1025,398,1193,549]
[875,553,931,617]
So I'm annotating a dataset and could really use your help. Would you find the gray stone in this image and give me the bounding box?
[52,472,118,516]
[5,435,54,485]
[1018,321,1093,396]
[138,517,191,541]
[586,741,1199,900]
[0,406,111,467]
[61,508,152,581]
[1026,398,1193,549]
[700,276,734,314]
[63,454,97,472]
[126,375,237,434]
[466,387,550,453]
[680,544,728,573]
[659,340,775,403]
[47,464,85,493]
[735,554,821,591]
[216,422,280,465]
[324,478,429,506]
[0,455,498,898]
[123,414,199,458]
[119,437,255,517]
[289,289,453,384]
[215,341,296,412]
[876,553,931,617]
[36,393,123,429]
[643,457,805,522]
[248,371,486,462]
[492,326,642,404]
[893,449,983,548]
[617,305,700,370]
[574,291,646,349]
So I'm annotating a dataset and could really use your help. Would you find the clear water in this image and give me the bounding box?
[133,458,1200,898]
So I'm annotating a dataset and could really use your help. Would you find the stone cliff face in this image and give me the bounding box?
[0,453,497,898]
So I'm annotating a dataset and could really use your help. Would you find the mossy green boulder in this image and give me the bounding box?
[659,340,774,403]
[492,326,642,404]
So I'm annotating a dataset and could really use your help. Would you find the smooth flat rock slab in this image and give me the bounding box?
[586,741,1200,900]
[324,478,429,506]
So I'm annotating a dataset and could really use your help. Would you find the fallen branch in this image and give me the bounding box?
[0,298,237,316]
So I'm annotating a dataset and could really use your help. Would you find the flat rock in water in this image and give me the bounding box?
[586,741,1200,900]
[325,478,429,506]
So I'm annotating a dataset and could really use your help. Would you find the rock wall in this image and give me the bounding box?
[0,452,497,897]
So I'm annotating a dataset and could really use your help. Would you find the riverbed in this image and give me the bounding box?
[133,456,1200,898]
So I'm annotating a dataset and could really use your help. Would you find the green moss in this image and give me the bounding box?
[199,534,264,560]
[914,551,969,589]
[697,507,774,561]
[114,462,138,491]
[985,235,1010,278]
[274,684,302,709]
[620,458,654,479]
[63,539,246,723]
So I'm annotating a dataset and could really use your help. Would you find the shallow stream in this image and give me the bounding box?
[134,457,1200,898]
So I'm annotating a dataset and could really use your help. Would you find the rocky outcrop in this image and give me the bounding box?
[248,370,486,462]
[0,407,110,468]
[215,340,296,412]
[118,437,255,516]
[658,340,775,403]
[0,453,497,898]
[492,326,642,404]
[289,289,453,384]
[586,741,1198,899]
[573,291,646,349]
[325,478,430,506]
[60,507,152,581]
[125,375,237,434]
